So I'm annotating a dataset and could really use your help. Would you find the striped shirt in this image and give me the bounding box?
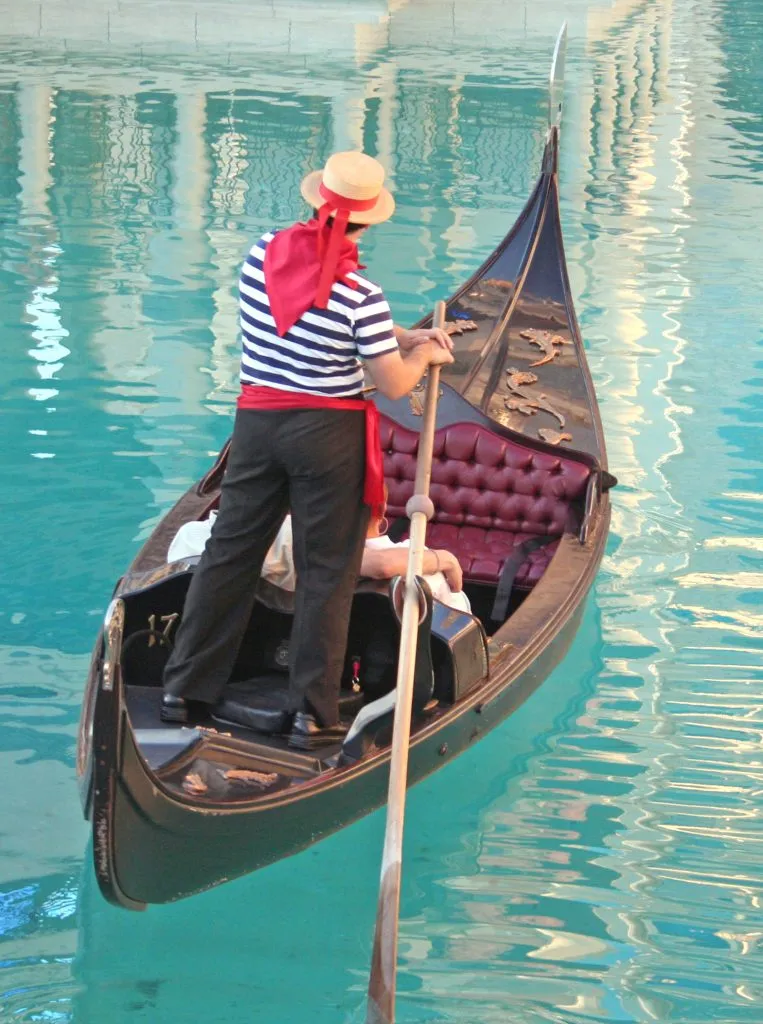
[238,231,399,397]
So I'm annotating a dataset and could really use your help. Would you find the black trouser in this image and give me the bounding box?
[163,407,369,726]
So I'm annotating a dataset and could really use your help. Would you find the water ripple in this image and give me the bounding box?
[1,1,763,1022]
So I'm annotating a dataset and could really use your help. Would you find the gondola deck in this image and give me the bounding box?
[77,114,614,909]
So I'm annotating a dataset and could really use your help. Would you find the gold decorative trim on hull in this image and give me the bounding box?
[538,428,572,445]
[409,381,443,416]
[519,328,572,366]
[504,369,566,428]
[444,319,477,336]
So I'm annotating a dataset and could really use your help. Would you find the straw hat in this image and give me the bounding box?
[300,151,395,226]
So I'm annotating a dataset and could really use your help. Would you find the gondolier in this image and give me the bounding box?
[160,150,454,749]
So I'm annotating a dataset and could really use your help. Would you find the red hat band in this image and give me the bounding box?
[318,181,379,214]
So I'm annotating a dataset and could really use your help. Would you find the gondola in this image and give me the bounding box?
[76,29,615,910]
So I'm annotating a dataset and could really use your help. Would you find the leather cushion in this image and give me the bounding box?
[381,418,589,587]
[426,524,559,587]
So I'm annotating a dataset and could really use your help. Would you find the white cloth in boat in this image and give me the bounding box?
[168,515,470,613]
[168,512,297,592]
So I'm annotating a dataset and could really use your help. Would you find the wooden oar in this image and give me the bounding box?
[366,299,447,1024]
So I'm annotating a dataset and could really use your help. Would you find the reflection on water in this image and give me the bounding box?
[1,0,762,1021]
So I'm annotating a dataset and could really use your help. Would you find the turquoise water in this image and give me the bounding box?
[1,0,762,1020]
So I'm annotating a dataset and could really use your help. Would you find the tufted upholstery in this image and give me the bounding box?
[381,418,590,589]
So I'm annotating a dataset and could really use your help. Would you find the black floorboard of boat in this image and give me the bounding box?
[125,685,344,773]
[125,684,294,749]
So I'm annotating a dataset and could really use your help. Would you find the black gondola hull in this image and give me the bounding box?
[92,509,607,908]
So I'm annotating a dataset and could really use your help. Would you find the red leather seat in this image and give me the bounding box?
[381,418,590,589]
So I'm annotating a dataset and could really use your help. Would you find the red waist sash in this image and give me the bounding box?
[238,384,384,518]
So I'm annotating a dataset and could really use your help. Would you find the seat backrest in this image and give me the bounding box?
[381,418,590,539]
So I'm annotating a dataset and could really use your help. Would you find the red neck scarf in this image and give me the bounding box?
[263,184,377,337]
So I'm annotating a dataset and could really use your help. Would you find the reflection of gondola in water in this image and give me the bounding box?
[76,39,615,911]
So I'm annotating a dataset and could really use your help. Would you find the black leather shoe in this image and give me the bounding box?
[159,693,211,724]
[160,694,189,723]
[288,712,349,751]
